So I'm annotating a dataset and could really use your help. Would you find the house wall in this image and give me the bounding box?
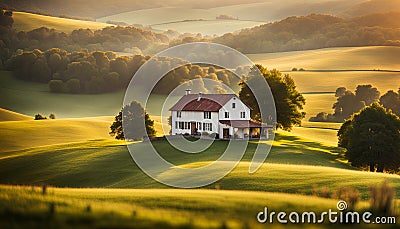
[218,96,250,121]
[218,123,233,138]
[171,110,219,135]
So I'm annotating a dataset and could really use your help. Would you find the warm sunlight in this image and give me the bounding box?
[0,0,399,228]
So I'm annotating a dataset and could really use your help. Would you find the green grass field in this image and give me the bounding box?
[1,185,357,229]
[0,117,114,153]
[13,12,113,32]
[1,132,399,200]
[0,71,124,118]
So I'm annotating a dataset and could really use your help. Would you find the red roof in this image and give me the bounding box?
[219,120,267,128]
[170,94,236,111]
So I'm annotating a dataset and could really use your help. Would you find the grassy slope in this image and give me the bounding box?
[151,20,265,36]
[0,108,31,121]
[13,12,113,33]
[249,46,400,120]
[0,71,124,118]
[0,185,348,229]
[1,133,399,200]
[0,117,114,153]
[97,1,364,26]
[248,46,400,71]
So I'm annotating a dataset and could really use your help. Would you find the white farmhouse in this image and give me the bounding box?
[170,90,269,139]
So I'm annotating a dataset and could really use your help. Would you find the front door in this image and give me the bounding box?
[223,128,229,139]
[191,122,196,135]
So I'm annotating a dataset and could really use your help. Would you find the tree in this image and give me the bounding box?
[49,113,56,119]
[355,84,380,106]
[34,114,47,120]
[338,103,400,172]
[380,90,400,116]
[333,90,365,121]
[110,101,156,140]
[335,87,347,97]
[66,78,81,93]
[239,64,305,131]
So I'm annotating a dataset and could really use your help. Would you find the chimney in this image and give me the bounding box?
[185,89,191,96]
[197,92,202,101]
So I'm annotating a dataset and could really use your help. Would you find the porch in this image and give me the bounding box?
[219,120,271,140]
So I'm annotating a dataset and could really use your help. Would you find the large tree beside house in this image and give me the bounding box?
[110,101,156,140]
[239,64,305,131]
[338,103,400,172]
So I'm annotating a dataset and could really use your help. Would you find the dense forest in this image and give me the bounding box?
[4,47,238,94]
[1,25,169,57]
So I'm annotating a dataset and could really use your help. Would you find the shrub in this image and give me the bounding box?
[34,114,47,120]
[49,113,56,119]
[337,187,360,210]
[48,80,65,93]
[369,181,395,216]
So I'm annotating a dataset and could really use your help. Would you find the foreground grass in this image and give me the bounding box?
[0,185,371,229]
[13,12,113,33]
[1,133,399,199]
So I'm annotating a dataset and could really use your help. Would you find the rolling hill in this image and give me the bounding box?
[3,0,376,20]
[0,108,31,121]
[0,117,114,153]
[12,11,113,32]
[97,0,367,26]
[1,132,399,200]
[248,46,400,71]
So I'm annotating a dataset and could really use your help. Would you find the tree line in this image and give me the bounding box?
[213,13,400,53]
[4,47,240,94]
[310,85,400,122]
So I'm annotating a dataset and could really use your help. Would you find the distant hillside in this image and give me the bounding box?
[12,12,113,33]
[352,11,400,28]
[0,108,30,121]
[0,0,267,19]
[214,14,400,53]
[345,0,400,17]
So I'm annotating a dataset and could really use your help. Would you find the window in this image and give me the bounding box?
[204,111,211,119]
[225,112,229,118]
[177,121,190,130]
[177,111,181,118]
[232,103,236,109]
[203,123,212,131]
[240,112,246,118]
[197,122,202,131]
